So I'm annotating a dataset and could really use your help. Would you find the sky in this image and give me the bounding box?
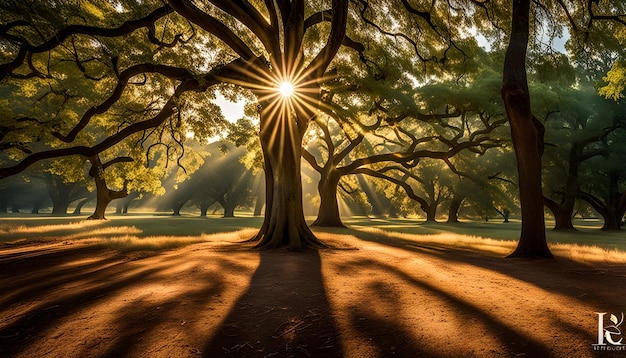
[214,93,246,122]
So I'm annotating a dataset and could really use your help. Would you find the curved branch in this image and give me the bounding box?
[307,0,349,77]
[302,149,323,173]
[0,60,243,179]
[102,156,134,170]
[205,0,278,55]
[53,63,196,143]
[168,0,257,60]
[0,6,172,80]
[353,167,430,209]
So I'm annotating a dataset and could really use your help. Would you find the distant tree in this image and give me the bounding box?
[85,154,133,220]
[163,142,254,217]
[577,134,626,230]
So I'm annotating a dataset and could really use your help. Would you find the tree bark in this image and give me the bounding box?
[312,171,344,227]
[447,196,464,223]
[223,201,236,218]
[251,100,325,250]
[51,198,71,215]
[603,171,623,230]
[501,0,553,258]
[425,203,438,223]
[544,197,576,230]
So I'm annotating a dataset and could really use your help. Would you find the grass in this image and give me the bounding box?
[0,212,624,263]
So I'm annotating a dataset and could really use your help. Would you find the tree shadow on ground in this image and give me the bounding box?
[336,258,552,356]
[0,244,252,357]
[202,250,344,357]
[347,227,626,309]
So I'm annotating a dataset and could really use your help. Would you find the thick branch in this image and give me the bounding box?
[53,63,196,143]
[168,0,256,60]
[353,167,430,209]
[0,60,243,179]
[0,6,172,80]
[307,0,349,77]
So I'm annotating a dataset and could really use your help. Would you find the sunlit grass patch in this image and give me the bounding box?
[550,243,626,264]
[0,220,105,235]
[354,227,626,264]
[84,228,260,253]
[64,226,143,240]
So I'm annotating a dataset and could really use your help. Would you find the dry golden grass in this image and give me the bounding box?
[0,220,105,234]
[1,215,624,264]
[349,227,626,264]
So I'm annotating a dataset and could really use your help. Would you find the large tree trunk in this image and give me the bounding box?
[501,0,553,258]
[447,196,464,223]
[51,198,71,215]
[312,171,344,227]
[251,102,325,250]
[425,203,438,223]
[89,190,112,220]
[223,201,236,218]
[603,171,623,230]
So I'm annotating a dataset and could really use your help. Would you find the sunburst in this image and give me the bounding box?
[278,81,295,98]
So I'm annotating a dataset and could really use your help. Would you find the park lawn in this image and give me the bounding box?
[0,213,625,357]
[1,213,624,259]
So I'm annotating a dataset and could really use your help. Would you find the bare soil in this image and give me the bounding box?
[1,229,625,357]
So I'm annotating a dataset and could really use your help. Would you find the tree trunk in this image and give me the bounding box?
[544,197,576,230]
[312,172,344,227]
[88,190,112,220]
[501,0,552,258]
[251,102,325,250]
[446,196,464,223]
[602,171,623,230]
[603,210,621,230]
[223,201,236,218]
[73,197,92,215]
[253,175,265,216]
[51,198,71,215]
[87,155,129,220]
[200,207,207,217]
[502,209,510,223]
[425,203,438,223]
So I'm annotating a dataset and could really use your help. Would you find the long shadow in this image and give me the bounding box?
[202,250,344,357]
[347,227,626,309]
[101,264,229,357]
[336,258,552,356]
[0,247,248,357]
[0,263,164,356]
[0,248,127,308]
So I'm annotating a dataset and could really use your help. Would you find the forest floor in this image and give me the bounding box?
[1,215,625,357]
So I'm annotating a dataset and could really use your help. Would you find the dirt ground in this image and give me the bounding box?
[1,228,625,358]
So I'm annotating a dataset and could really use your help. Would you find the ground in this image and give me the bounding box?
[0,215,625,357]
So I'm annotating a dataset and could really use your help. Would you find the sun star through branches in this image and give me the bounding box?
[278,81,295,98]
